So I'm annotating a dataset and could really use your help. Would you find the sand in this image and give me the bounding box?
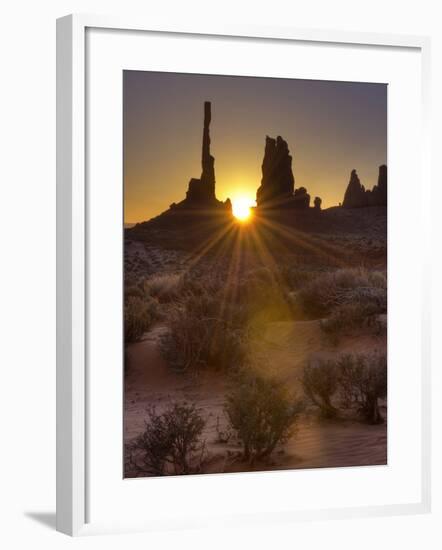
[124,319,387,477]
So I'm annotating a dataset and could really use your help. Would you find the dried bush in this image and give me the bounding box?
[235,267,294,329]
[225,374,304,463]
[280,266,318,291]
[214,416,233,444]
[320,301,386,342]
[161,288,247,372]
[235,268,274,307]
[143,273,182,302]
[124,283,144,300]
[297,268,386,318]
[180,268,225,297]
[124,295,160,343]
[302,358,339,418]
[338,353,387,424]
[129,403,206,476]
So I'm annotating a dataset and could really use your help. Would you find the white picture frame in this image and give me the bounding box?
[56,13,431,536]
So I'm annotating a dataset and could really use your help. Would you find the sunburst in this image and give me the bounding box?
[232,196,255,222]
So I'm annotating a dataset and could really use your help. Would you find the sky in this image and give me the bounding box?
[124,71,387,223]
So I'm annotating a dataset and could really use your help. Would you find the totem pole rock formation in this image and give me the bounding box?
[186,101,218,205]
[314,196,322,210]
[342,165,387,208]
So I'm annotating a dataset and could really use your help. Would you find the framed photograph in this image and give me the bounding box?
[57,14,431,536]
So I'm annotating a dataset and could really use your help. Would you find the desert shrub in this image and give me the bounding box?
[246,267,292,299]
[367,270,387,288]
[161,289,247,372]
[302,358,339,418]
[179,267,226,297]
[225,374,304,463]
[124,283,144,300]
[297,268,387,318]
[129,402,206,476]
[320,301,386,342]
[143,273,182,302]
[280,266,319,291]
[337,353,387,424]
[236,268,276,304]
[124,295,159,343]
[214,416,232,444]
[235,267,294,328]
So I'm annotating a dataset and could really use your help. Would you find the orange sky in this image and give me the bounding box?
[124,71,387,223]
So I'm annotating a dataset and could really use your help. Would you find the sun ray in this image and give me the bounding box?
[179,218,236,272]
[256,214,356,267]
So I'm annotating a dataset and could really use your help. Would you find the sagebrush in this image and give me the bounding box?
[143,273,182,302]
[297,267,386,318]
[161,287,247,371]
[124,295,160,343]
[303,358,339,418]
[129,402,206,476]
[320,301,386,341]
[338,353,387,424]
[302,352,387,424]
[225,373,304,463]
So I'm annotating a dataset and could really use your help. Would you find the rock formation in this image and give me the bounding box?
[314,196,322,210]
[293,186,311,209]
[342,165,387,208]
[342,169,367,208]
[256,135,319,211]
[185,101,220,206]
[370,164,387,206]
[256,136,295,206]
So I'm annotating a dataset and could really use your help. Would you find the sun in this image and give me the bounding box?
[232,196,255,222]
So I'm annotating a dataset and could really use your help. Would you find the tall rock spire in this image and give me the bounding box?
[201,101,215,195]
[185,102,219,204]
[256,136,295,206]
[343,169,366,208]
[372,164,387,205]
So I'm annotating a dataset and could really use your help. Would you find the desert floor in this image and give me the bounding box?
[124,318,387,476]
[124,207,388,477]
